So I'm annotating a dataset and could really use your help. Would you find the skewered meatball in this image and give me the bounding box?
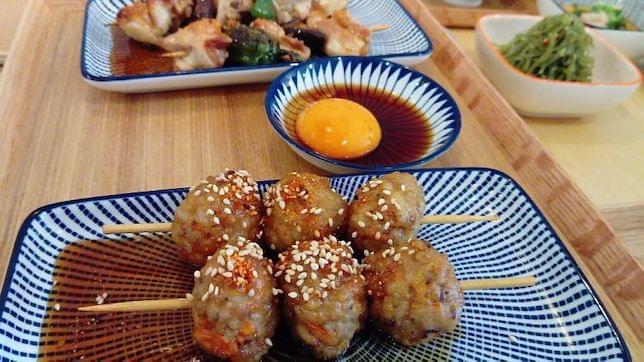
[275,238,367,359]
[363,239,463,346]
[263,172,347,252]
[171,169,263,266]
[347,172,425,253]
[190,242,279,361]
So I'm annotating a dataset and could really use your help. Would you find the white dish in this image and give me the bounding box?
[536,0,644,61]
[81,0,432,93]
[476,15,641,118]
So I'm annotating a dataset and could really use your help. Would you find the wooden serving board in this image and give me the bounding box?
[423,0,537,28]
[0,0,641,358]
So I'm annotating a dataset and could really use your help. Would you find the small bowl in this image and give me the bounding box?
[264,57,462,174]
[536,0,644,61]
[476,15,642,118]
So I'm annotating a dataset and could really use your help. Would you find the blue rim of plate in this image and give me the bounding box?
[264,56,462,171]
[79,0,433,82]
[0,167,631,360]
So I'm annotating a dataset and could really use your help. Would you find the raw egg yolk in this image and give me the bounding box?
[295,98,382,160]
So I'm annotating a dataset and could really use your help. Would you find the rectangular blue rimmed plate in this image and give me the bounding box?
[81,0,432,93]
[0,168,630,360]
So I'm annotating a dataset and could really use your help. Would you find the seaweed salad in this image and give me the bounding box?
[499,14,594,82]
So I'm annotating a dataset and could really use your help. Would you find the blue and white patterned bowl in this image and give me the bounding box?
[265,57,462,174]
[0,168,630,360]
[81,0,432,93]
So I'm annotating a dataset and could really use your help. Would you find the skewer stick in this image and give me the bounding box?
[102,214,499,234]
[78,298,190,312]
[421,214,499,224]
[460,276,537,290]
[161,51,188,58]
[78,276,536,312]
[103,222,172,234]
[368,24,390,32]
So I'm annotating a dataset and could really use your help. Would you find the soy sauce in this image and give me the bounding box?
[285,86,433,166]
[110,27,174,76]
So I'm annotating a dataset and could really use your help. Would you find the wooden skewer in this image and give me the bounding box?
[368,24,390,32]
[77,276,535,312]
[161,51,188,58]
[102,214,499,234]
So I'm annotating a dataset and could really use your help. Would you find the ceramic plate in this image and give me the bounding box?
[81,0,432,93]
[0,168,630,360]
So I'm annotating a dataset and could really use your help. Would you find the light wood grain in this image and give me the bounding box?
[0,0,27,64]
[602,204,644,264]
[0,0,641,358]
[422,0,536,28]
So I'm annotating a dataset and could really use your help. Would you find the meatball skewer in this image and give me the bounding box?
[347,172,498,254]
[79,242,280,361]
[274,237,367,359]
[103,169,263,267]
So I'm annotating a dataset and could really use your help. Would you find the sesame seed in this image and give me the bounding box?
[394,253,401,261]
[224,208,232,215]
[358,221,366,228]
[351,231,358,238]
[288,292,298,298]
[363,250,370,256]
[54,303,60,311]
[383,190,392,195]
[311,272,317,280]
[248,289,255,297]
[226,248,235,256]
[279,200,286,209]
[222,272,233,278]
[314,231,321,238]
[378,198,385,205]
[213,216,220,224]
[242,221,248,228]
[303,292,310,301]
[387,239,394,246]
[296,225,302,232]
[266,338,273,347]
[223,234,229,241]
[206,209,215,215]
[375,232,381,240]
[194,270,201,278]
[267,208,272,216]
[328,218,334,227]
[252,270,258,278]
[285,275,291,283]
[401,184,407,192]
[311,263,319,271]
[201,292,209,301]
[300,209,308,214]
[194,190,202,196]
[298,272,307,279]
[296,279,304,286]
[381,205,389,212]
[384,222,391,230]
[223,198,231,205]
[338,208,345,215]
[207,196,215,202]
[186,293,193,301]
[322,291,328,298]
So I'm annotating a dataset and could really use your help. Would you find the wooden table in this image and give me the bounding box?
[0,0,642,358]
[450,29,644,263]
[0,0,27,64]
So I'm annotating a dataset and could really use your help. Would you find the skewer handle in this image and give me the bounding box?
[422,214,499,224]
[460,276,537,290]
[78,298,191,312]
[103,222,172,234]
[368,24,390,32]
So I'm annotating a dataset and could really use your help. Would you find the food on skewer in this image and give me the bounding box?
[273,0,313,24]
[275,238,367,359]
[171,169,262,265]
[161,19,232,71]
[307,8,371,56]
[116,0,194,45]
[263,172,347,252]
[190,242,279,361]
[347,172,425,253]
[363,239,463,346]
[250,18,311,61]
[192,0,216,20]
[216,0,254,22]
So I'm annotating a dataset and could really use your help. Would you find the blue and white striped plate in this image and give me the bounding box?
[0,168,630,360]
[81,0,432,93]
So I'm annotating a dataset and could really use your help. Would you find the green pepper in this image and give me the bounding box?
[251,0,276,20]
[227,25,281,65]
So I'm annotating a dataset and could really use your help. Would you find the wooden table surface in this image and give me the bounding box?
[0,0,642,358]
[0,0,27,64]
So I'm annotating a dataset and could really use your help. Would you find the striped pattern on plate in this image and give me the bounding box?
[81,0,432,82]
[0,168,630,360]
[265,57,461,173]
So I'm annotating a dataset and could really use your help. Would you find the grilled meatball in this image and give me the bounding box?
[263,173,347,252]
[275,238,367,359]
[190,242,279,361]
[347,172,424,253]
[363,239,463,346]
[172,169,263,266]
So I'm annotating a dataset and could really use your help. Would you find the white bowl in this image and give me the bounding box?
[536,0,644,61]
[476,15,642,118]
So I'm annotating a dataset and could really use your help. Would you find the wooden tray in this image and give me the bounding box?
[423,0,537,28]
[0,0,641,358]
